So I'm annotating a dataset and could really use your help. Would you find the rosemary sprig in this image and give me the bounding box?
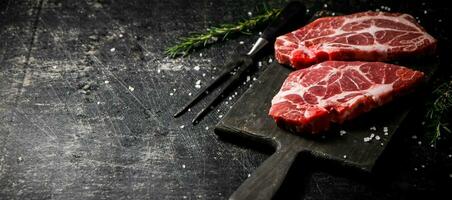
[165,8,282,58]
[425,79,452,143]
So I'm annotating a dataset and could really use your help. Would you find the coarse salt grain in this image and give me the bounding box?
[205,127,209,130]
[110,48,115,52]
[218,115,223,118]
[195,80,201,85]
[188,93,192,96]
[180,125,185,129]
[128,86,134,91]
[412,135,418,139]
[268,58,273,63]
[418,141,422,145]
[195,85,201,89]
[339,130,347,135]
[370,126,377,131]
[182,164,186,168]
[202,73,206,77]
[247,11,252,17]
[246,76,250,82]
[194,66,200,71]
[239,41,244,45]
[169,93,174,96]
[105,80,109,84]
[364,137,371,142]
[375,135,381,140]
[258,61,262,67]
[343,155,347,159]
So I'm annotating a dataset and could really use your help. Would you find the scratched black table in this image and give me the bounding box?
[0,0,451,199]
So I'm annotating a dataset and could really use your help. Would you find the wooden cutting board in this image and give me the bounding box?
[214,59,438,200]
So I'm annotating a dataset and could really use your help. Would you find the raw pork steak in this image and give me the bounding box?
[269,61,424,134]
[275,11,437,69]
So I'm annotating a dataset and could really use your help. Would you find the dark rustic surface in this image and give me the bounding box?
[0,0,451,200]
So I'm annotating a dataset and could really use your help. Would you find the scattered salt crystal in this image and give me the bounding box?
[119,34,123,38]
[128,86,134,91]
[239,41,244,45]
[268,58,273,63]
[411,135,418,139]
[438,19,442,22]
[52,65,57,69]
[430,144,435,148]
[383,127,388,132]
[364,137,371,142]
[195,80,201,85]
[180,125,185,129]
[182,164,186,168]
[252,77,257,81]
[194,66,200,71]
[205,126,209,130]
[228,97,232,100]
[370,134,375,139]
[339,130,347,136]
[169,93,174,96]
[258,61,263,67]
[375,135,381,140]
[173,88,176,91]
[110,48,115,52]
[97,101,101,105]
[343,155,347,159]
[246,76,251,82]
[202,73,206,77]
[418,141,422,145]
[183,196,187,199]
[199,53,203,57]
[104,80,109,84]
[195,85,201,89]
[247,174,251,177]
[380,143,384,146]
[370,126,377,131]
[323,4,328,8]
[247,11,252,17]
[225,101,228,105]
[219,115,223,118]
[188,93,192,96]
[448,154,452,158]
[424,10,428,14]
[157,69,161,73]
[188,108,191,112]
[258,32,262,35]
[414,167,418,171]
[18,157,23,161]
[384,132,388,136]
[421,165,425,168]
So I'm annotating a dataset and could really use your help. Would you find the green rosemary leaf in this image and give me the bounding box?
[165,8,282,58]
[425,79,452,143]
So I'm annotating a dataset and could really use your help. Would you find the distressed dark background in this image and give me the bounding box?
[0,0,451,199]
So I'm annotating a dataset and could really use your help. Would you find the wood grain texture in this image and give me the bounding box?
[0,0,451,199]
[216,58,439,199]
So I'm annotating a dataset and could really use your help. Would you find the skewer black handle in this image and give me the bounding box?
[261,1,307,42]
